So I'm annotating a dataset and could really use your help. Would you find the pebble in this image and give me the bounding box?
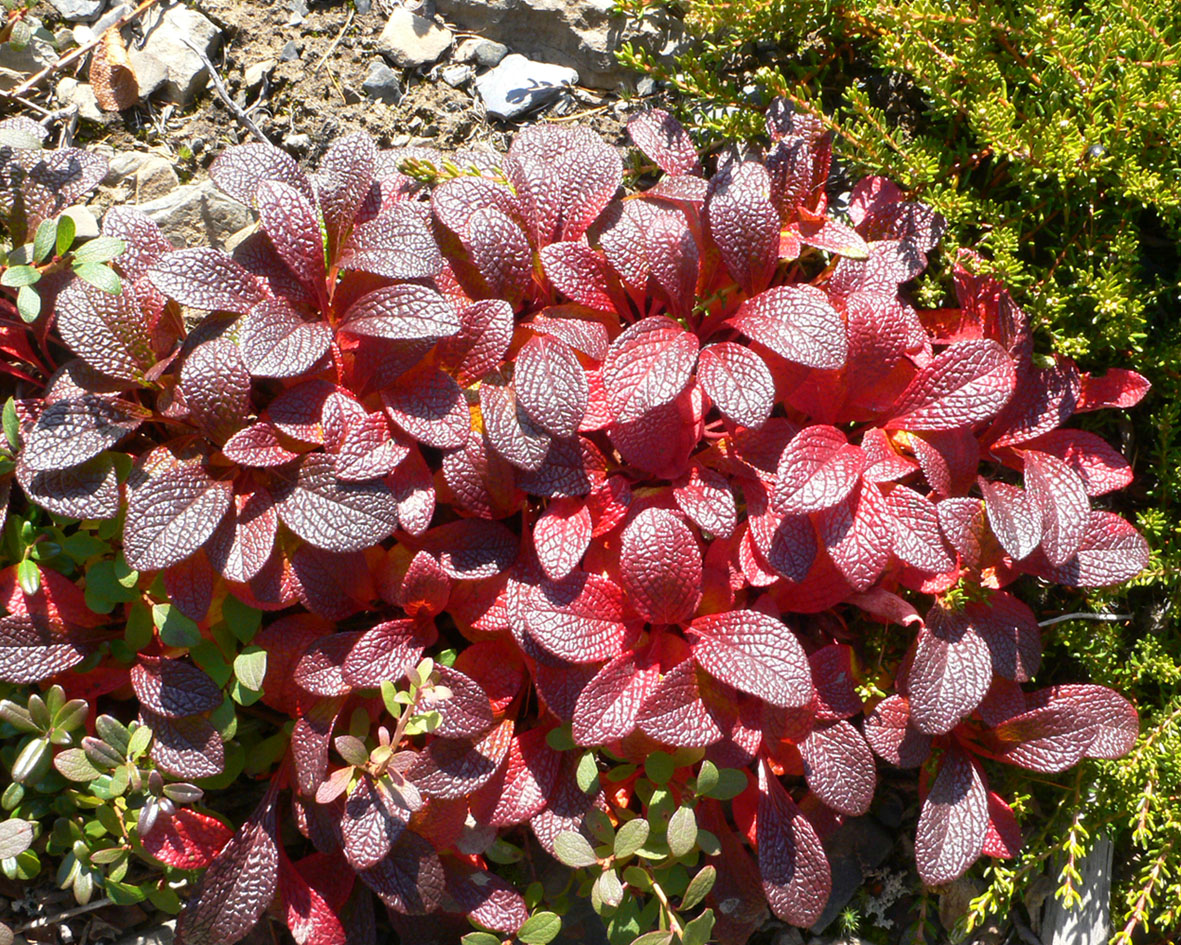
[455,37,508,68]
[44,0,105,22]
[284,133,311,152]
[243,59,275,90]
[278,40,300,62]
[440,64,473,89]
[55,77,106,124]
[361,61,403,105]
[475,53,578,120]
[378,8,453,69]
[127,4,222,105]
[636,76,657,96]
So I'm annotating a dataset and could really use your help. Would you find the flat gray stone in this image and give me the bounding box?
[475,53,576,120]
[378,8,453,69]
[0,37,57,92]
[361,61,402,105]
[136,179,251,250]
[1042,834,1113,945]
[455,37,508,68]
[46,0,105,21]
[127,3,221,105]
[55,77,107,123]
[440,64,473,88]
[113,919,175,945]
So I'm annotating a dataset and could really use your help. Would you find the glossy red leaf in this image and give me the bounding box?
[979,479,1041,561]
[745,479,817,583]
[149,248,265,314]
[798,720,876,815]
[269,380,336,446]
[342,618,431,688]
[357,831,444,916]
[688,610,813,708]
[886,339,1015,431]
[1023,510,1148,587]
[1022,428,1133,497]
[22,394,147,472]
[143,707,224,780]
[756,761,832,927]
[708,161,779,293]
[981,792,1022,859]
[696,342,775,429]
[1023,449,1089,566]
[636,658,725,748]
[915,749,987,885]
[179,338,251,443]
[883,485,956,574]
[729,284,846,370]
[256,180,326,295]
[514,334,589,438]
[572,648,662,745]
[627,108,698,176]
[416,665,493,739]
[55,277,154,382]
[480,379,551,472]
[773,425,865,514]
[342,201,443,280]
[409,719,514,800]
[210,140,313,207]
[341,284,460,341]
[240,301,332,379]
[425,519,518,580]
[672,462,737,539]
[123,463,232,572]
[273,454,397,553]
[619,508,703,624]
[278,851,350,945]
[533,499,593,580]
[436,299,514,386]
[142,808,232,870]
[540,241,616,310]
[1075,368,1150,411]
[341,774,412,870]
[602,316,699,424]
[0,615,92,684]
[524,571,632,664]
[862,695,931,768]
[222,422,301,468]
[968,592,1041,683]
[815,482,892,591]
[905,603,992,735]
[474,727,562,827]
[206,488,278,584]
[381,366,470,449]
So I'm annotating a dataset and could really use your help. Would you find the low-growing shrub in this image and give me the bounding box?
[0,103,1150,945]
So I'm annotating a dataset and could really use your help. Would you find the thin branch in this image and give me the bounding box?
[313,7,355,76]
[15,897,113,933]
[4,0,166,99]
[1038,612,1133,627]
[177,37,270,145]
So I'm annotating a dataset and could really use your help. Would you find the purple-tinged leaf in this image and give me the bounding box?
[417,665,493,739]
[55,278,154,382]
[341,774,411,870]
[1023,449,1089,566]
[524,572,632,664]
[533,499,593,581]
[884,485,956,574]
[432,175,519,238]
[619,508,702,624]
[239,300,333,379]
[148,248,266,314]
[16,454,120,521]
[294,632,361,698]
[687,610,813,708]
[256,180,326,296]
[210,141,313,207]
[480,380,551,472]
[773,425,865,514]
[603,316,698,424]
[729,285,847,369]
[143,707,224,780]
[1022,429,1133,497]
[0,615,92,684]
[572,649,662,746]
[102,206,173,284]
[22,395,148,471]
[798,720,876,815]
[342,202,443,280]
[464,208,534,303]
[815,482,892,591]
[886,339,1016,431]
[905,603,992,735]
[273,454,397,553]
[123,463,232,572]
[515,334,589,437]
[409,719,513,800]
[518,435,607,498]
[1022,510,1149,587]
[627,109,698,176]
[636,659,725,748]
[179,338,251,443]
[341,284,461,341]
[915,749,987,885]
[707,161,779,294]
[222,422,301,468]
[381,366,470,449]
[745,479,818,583]
[968,593,1041,683]
[979,479,1041,561]
[696,343,774,429]
[206,488,278,584]
[986,362,1079,447]
[333,413,407,482]
[937,497,987,568]
[358,831,444,916]
[756,761,832,927]
[269,380,336,446]
[316,132,377,259]
[425,519,518,579]
[862,695,931,768]
[673,462,737,539]
[130,656,223,718]
[388,447,435,537]
[436,299,514,386]
[540,241,617,311]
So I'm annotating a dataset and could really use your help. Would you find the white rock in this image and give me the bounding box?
[243,59,275,90]
[440,64,472,88]
[126,3,221,105]
[62,205,100,240]
[136,179,252,250]
[475,54,577,120]
[378,8,453,69]
[55,77,106,123]
[45,0,105,22]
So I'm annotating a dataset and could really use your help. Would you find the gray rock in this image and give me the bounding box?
[635,76,656,97]
[475,53,577,120]
[55,77,106,123]
[0,37,56,92]
[283,132,311,152]
[127,3,221,105]
[455,37,508,68]
[809,817,895,933]
[287,0,308,27]
[278,40,300,62]
[45,0,105,22]
[243,59,274,90]
[136,179,252,250]
[361,61,402,105]
[440,64,472,88]
[62,205,99,240]
[435,0,686,90]
[378,9,453,69]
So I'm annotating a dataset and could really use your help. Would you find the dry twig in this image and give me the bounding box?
[177,36,271,145]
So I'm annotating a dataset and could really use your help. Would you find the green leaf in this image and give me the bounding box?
[146,884,183,913]
[16,285,40,323]
[483,837,523,864]
[596,867,625,909]
[33,218,56,263]
[153,604,201,648]
[679,909,715,945]
[666,805,697,858]
[2,398,18,451]
[576,750,600,793]
[126,723,151,761]
[222,594,261,643]
[585,808,615,845]
[71,237,126,265]
[55,214,75,257]
[0,820,35,859]
[1,264,40,287]
[73,261,121,294]
[545,725,576,752]
[53,748,101,782]
[629,933,673,945]
[695,829,720,857]
[705,768,747,801]
[105,878,146,904]
[380,679,402,718]
[553,830,599,868]
[334,735,369,767]
[644,751,674,785]
[61,532,107,562]
[694,760,718,796]
[16,559,39,596]
[123,603,153,651]
[517,911,563,944]
[460,934,502,945]
[614,819,650,859]
[679,865,716,911]
[233,646,267,692]
[190,641,232,688]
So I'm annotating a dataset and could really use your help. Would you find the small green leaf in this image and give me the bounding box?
[2,398,18,451]
[126,723,152,761]
[1,264,40,287]
[222,594,261,643]
[460,934,501,945]
[629,933,673,945]
[380,679,402,718]
[553,830,599,868]
[71,237,126,265]
[334,735,369,767]
[596,867,625,908]
[694,760,718,796]
[16,284,40,322]
[233,646,267,692]
[585,808,615,845]
[545,725,575,752]
[73,261,121,294]
[33,218,56,263]
[483,837,523,864]
[695,829,720,857]
[679,909,715,945]
[16,559,40,596]
[153,604,202,648]
[666,805,697,859]
[146,884,183,913]
[61,532,107,562]
[644,751,674,785]
[105,878,147,904]
[124,603,153,652]
[680,865,716,911]
[614,818,650,859]
[0,819,35,859]
[576,750,599,793]
[89,846,126,865]
[517,911,563,944]
[190,641,233,688]
[55,214,76,256]
[705,768,748,801]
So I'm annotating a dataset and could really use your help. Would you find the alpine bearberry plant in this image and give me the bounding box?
[0,101,1150,944]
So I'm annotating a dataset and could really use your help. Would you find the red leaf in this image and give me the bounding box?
[256,180,326,297]
[773,425,865,514]
[602,316,699,424]
[915,749,987,885]
[179,338,251,443]
[206,488,278,584]
[523,571,633,664]
[745,479,817,583]
[708,161,779,293]
[357,831,445,915]
[436,299,514,386]
[341,284,460,341]
[756,760,832,927]
[472,727,561,827]
[1075,368,1150,411]
[240,300,332,379]
[687,610,813,708]
[696,342,775,429]
[1021,429,1132,497]
[480,379,551,472]
[279,850,349,945]
[1022,510,1148,587]
[572,648,662,745]
[273,454,397,553]
[729,284,846,369]
[142,808,232,870]
[55,277,154,382]
[148,248,265,314]
[862,695,931,768]
[798,720,876,815]
[515,334,589,438]
[981,792,1022,859]
[883,485,956,574]
[627,108,698,176]
[130,656,222,719]
[533,499,593,580]
[672,462,737,539]
[979,479,1041,561]
[1023,449,1089,566]
[815,481,892,591]
[22,395,148,473]
[409,718,514,800]
[540,241,617,310]
[424,518,518,579]
[143,707,224,781]
[636,658,725,748]
[968,592,1041,683]
[619,508,703,624]
[341,774,412,870]
[222,422,301,468]
[886,339,1016,431]
[905,603,992,735]
[123,462,232,572]
[381,366,470,449]
[341,619,428,688]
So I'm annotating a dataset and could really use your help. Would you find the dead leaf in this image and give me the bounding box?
[89,28,139,112]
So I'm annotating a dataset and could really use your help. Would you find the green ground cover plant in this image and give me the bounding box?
[617,0,1181,939]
